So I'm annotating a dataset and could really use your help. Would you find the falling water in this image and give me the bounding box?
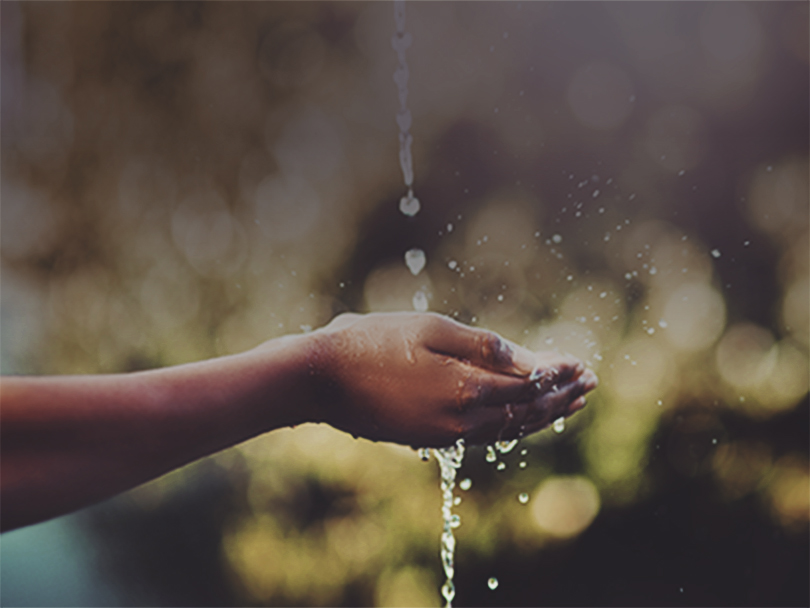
[393,1,427,301]
[433,439,465,607]
[392,0,420,218]
[393,6,465,605]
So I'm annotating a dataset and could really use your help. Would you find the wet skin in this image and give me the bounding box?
[306,312,598,448]
[1,312,597,531]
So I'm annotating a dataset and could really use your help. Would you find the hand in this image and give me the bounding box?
[305,312,598,448]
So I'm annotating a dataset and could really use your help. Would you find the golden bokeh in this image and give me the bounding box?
[1,1,806,605]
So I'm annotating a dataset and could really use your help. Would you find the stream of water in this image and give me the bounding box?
[433,440,466,607]
[390,3,568,603]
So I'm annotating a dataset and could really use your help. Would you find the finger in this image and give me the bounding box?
[459,388,591,445]
[577,368,599,393]
[526,371,597,424]
[517,405,585,438]
[461,371,597,444]
[454,364,539,411]
[529,353,586,389]
[323,313,362,331]
[424,315,536,376]
[568,395,588,414]
[458,402,524,444]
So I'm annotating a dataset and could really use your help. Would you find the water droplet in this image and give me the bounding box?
[657,399,663,406]
[485,445,497,463]
[459,478,472,491]
[552,233,563,244]
[447,223,453,232]
[743,240,750,246]
[399,190,421,216]
[405,248,426,275]
[647,327,655,335]
[678,169,685,176]
[487,577,499,590]
[442,580,456,604]
[520,448,528,456]
[448,260,458,270]
[412,290,429,312]
[497,294,504,302]
[658,320,668,329]
[712,438,718,445]
[518,493,530,504]
[495,439,519,454]
[496,461,506,471]
[711,249,721,259]
[553,417,565,433]
[519,461,527,469]
[592,189,600,198]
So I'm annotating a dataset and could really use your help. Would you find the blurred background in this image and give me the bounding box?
[1,1,807,606]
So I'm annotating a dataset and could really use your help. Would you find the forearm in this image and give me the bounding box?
[0,312,597,532]
[0,333,315,531]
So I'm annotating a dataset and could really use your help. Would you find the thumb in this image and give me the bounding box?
[425,315,536,376]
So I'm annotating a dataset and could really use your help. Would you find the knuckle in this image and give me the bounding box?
[423,312,448,334]
[456,376,490,412]
[478,332,511,368]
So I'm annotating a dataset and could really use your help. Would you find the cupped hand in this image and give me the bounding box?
[306,312,598,448]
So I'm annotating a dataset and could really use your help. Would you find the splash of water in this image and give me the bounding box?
[495,439,519,454]
[485,445,497,463]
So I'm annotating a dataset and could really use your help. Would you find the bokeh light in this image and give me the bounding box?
[1,2,806,606]
[530,476,601,539]
[661,282,726,353]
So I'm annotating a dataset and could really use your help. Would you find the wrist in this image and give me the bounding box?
[242,331,329,432]
[146,332,321,454]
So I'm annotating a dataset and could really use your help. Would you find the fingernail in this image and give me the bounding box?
[581,375,598,391]
[510,345,537,375]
